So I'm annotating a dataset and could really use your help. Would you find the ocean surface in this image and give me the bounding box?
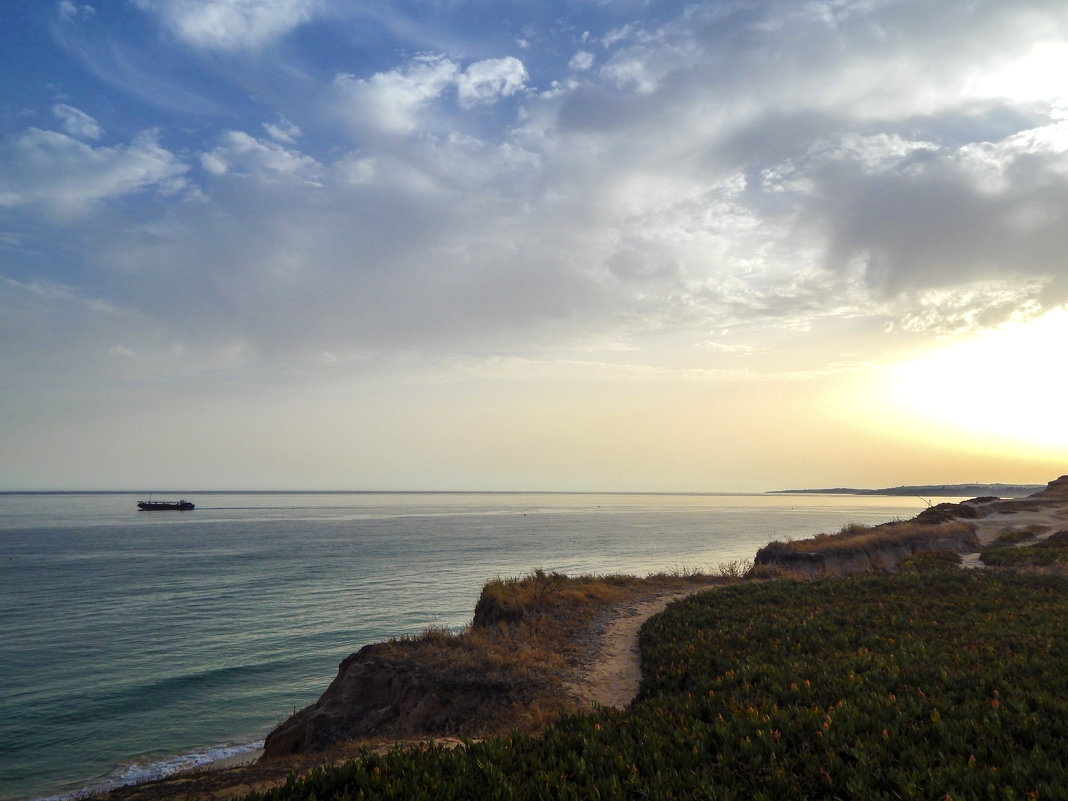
[1,491,952,801]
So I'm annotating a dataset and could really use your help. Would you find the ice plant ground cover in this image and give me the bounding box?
[245,570,1068,800]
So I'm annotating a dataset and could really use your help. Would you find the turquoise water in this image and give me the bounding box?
[0,491,942,801]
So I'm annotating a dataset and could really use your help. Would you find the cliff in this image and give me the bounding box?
[262,640,532,756]
[754,476,1068,577]
[753,518,981,578]
[261,572,722,759]
[1031,475,1068,501]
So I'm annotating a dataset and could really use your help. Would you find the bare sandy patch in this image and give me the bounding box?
[565,583,718,709]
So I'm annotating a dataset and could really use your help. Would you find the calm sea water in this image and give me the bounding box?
[1,491,946,801]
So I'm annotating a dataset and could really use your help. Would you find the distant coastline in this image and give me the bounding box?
[767,483,1043,498]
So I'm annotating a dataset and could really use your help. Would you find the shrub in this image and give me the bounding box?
[1036,529,1068,548]
[898,549,962,572]
[981,545,1068,567]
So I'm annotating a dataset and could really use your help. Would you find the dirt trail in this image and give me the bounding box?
[566,586,714,709]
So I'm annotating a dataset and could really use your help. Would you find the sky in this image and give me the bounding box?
[1,0,1067,492]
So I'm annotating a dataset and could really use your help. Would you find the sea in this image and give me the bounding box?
[1,490,954,801]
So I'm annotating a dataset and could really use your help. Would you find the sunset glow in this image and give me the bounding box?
[890,308,1068,451]
[2,1,1067,490]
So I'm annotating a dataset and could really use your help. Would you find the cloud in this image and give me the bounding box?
[517,0,1068,335]
[51,6,227,116]
[456,57,528,108]
[0,128,188,214]
[200,130,323,183]
[57,1,95,23]
[263,117,301,144]
[22,0,1068,369]
[132,0,324,50]
[791,121,1068,310]
[569,51,594,71]
[333,54,529,137]
[52,104,103,140]
[334,55,459,135]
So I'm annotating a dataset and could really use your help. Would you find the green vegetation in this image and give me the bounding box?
[245,572,1068,800]
[990,526,1048,546]
[981,529,1068,567]
[897,548,962,572]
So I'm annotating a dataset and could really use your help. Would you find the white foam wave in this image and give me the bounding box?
[28,741,264,801]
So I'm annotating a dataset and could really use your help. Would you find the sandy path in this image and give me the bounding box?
[959,503,1068,568]
[566,586,712,709]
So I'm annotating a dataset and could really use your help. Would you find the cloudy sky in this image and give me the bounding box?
[1,0,1067,491]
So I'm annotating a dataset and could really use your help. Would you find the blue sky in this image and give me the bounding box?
[2,0,1067,491]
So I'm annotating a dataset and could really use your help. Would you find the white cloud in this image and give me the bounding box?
[132,0,322,50]
[602,24,633,48]
[456,57,528,108]
[201,131,323,183]
[25,0,1068,370]
[263,117,302,144]
[334,55,459,135]
[599,50,659,94]
[333,54,528,133]
[0,128,188,213]
[569,51,594,71]
[57,1,95,23]
[52,104,103,140]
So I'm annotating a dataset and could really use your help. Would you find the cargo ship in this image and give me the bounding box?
[137,499,195,511]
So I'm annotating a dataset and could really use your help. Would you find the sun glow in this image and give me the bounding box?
[888,307,1068,450]
[975,42,1068,105]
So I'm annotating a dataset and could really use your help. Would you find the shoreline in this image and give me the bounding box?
[202,748,264,771]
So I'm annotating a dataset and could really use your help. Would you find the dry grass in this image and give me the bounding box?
[361,569,733,737]
[760,519,976,556]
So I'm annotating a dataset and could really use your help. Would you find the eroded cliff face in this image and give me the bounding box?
[753,526,980,578]
[261,571,603,759]
[262,641,535,758]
